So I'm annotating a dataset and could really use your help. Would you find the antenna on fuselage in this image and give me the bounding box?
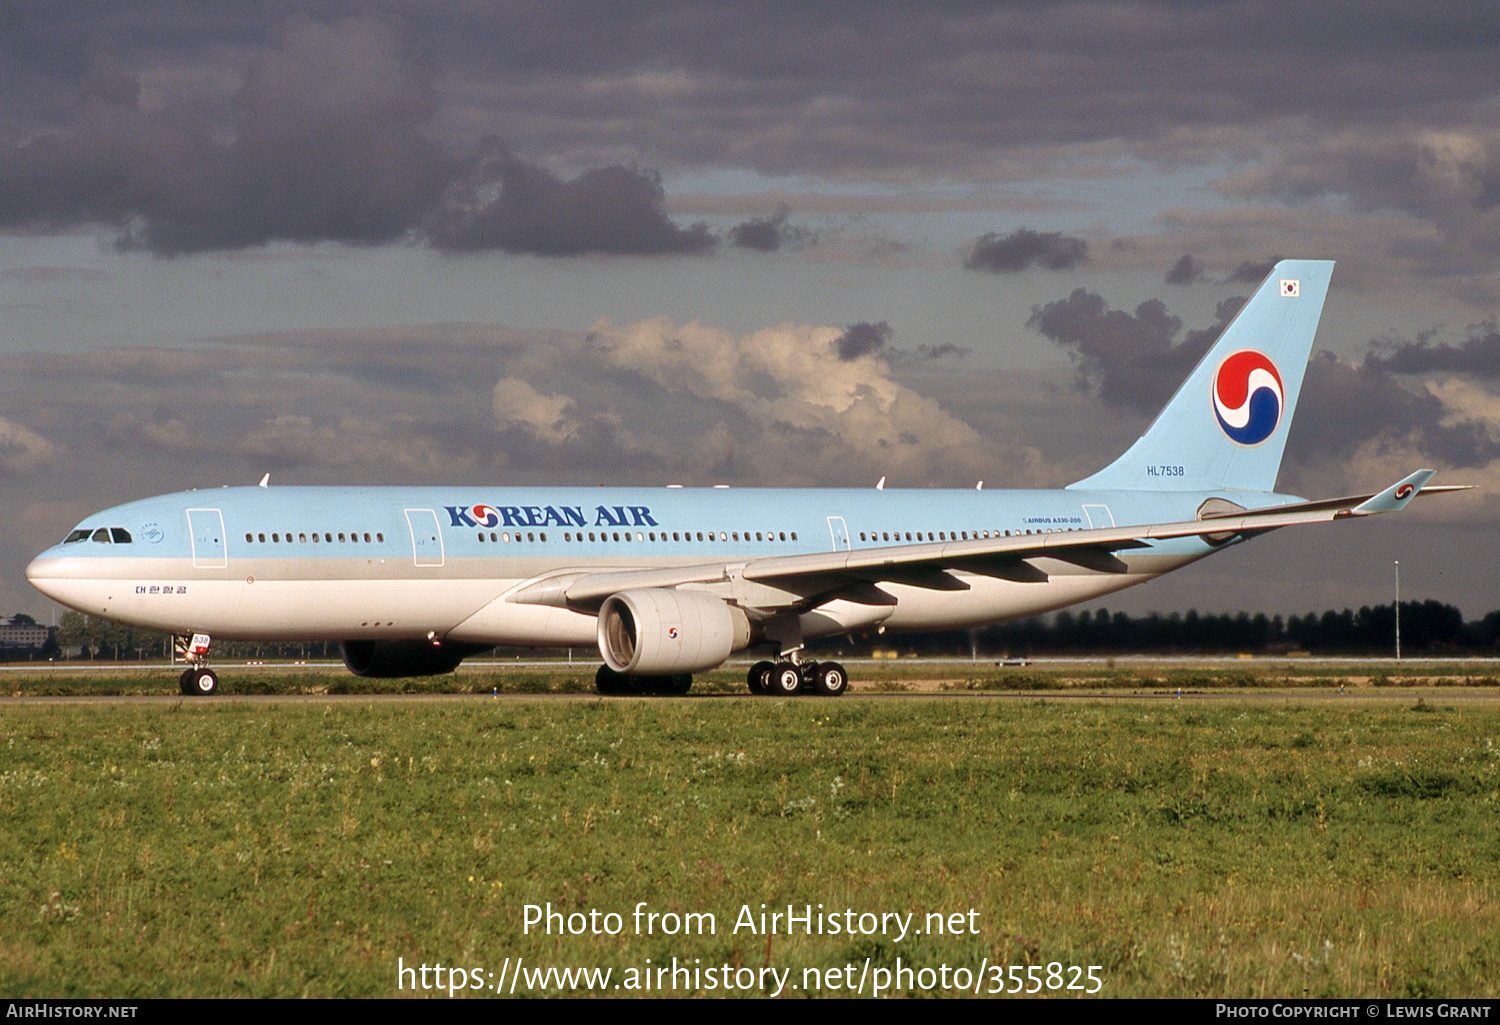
[875,476,886,490]
[257,473,270,488]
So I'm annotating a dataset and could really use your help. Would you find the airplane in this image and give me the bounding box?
[26,260,1465,697]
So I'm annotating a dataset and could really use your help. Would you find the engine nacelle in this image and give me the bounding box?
[340,639,490,678]
[597,589,751,675]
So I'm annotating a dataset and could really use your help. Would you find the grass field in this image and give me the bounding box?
[2,678,1499,998]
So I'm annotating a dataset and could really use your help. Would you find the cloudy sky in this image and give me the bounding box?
[3,1,1497,622]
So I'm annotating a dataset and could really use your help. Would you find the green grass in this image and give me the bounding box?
[2,696,1499,997]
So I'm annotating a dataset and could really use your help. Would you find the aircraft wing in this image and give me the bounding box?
[512,469,1461,609]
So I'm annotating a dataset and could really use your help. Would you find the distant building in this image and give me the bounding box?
[0,618,50,649]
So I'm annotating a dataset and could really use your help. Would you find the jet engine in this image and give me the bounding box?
[340,639,492,678]
[597,589,751,675]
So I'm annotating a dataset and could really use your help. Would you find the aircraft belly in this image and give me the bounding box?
[226,578,507,640]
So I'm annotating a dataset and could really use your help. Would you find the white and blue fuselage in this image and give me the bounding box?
[26,483,1251,646]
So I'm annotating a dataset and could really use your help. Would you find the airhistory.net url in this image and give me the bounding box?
[395,956,1105,997]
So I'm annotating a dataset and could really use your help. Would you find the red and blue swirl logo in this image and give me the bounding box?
[1212,350,1284,446]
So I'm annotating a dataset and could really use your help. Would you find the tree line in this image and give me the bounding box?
[932,601,1500,657]
[7,600,1500,662]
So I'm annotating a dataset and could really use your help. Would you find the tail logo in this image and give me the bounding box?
[1212,350,1285,446]
[1395,484,1415,501]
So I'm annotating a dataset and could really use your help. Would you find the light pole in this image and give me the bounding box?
[1394,560,1401,661]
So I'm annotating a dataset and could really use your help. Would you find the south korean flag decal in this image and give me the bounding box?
[1280,279,1300,297]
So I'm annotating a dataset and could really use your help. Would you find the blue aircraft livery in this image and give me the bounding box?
[27,260,1463,697]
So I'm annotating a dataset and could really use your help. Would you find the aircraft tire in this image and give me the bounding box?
[812,661,849,697]
[178,669,194,695]
[767,662,802,697]
[747,661,774,695]
[186,669,218,696]
[661,674,693,695]
[595,665,630,695]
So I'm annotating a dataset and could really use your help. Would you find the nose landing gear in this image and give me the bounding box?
[175,633,219,696]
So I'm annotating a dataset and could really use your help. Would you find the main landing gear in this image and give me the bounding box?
[746,658,849,697]
[594,665,694,696]
[175,633,219,696]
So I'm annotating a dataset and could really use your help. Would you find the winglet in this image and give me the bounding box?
[1350,469,1435,515]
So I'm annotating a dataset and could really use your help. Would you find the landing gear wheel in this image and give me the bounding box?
[747,661,774,695]
[660,674,693,695]
[595,665,630,695]
[813,661,849,697]
[185,668,218,696]
[178,669,194,695]
[768,662,803,697]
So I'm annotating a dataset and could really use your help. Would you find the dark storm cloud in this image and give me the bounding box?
[1165,255,1204,285]
[0,15,716,257]
[3,4,1500,272]
[965,229,1087,274]
[727,204,814,252]
[1366,323,1500,379]
[1290,353,1500,469]
[428,145,715,256]
[834,321,892,361]
[1026,290,1241,413]
[1220,133,1500,270]
[0,17,451,254]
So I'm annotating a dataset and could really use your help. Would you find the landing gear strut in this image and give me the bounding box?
[175,633,219,696]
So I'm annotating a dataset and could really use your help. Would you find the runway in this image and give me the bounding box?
[7,687,1500,707]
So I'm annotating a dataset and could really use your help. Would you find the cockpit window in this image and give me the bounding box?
[110,528,132,544]
[91,528,112,543]
[64,529,90,544]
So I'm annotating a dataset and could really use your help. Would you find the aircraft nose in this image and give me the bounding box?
[26,553,76,606]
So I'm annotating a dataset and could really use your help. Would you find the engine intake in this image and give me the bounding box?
[340,639,491,678]
[598,589,750,675]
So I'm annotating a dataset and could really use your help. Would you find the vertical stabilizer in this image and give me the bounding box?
[1068,259,1333,493]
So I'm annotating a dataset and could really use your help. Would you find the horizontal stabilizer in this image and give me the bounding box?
[1350,468,1435,515]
